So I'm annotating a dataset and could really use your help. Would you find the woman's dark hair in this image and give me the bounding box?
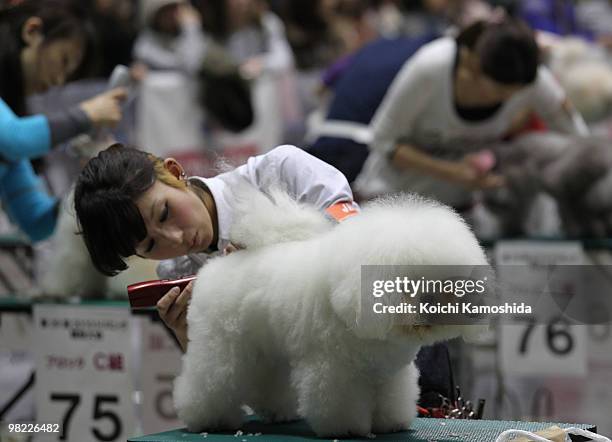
[198,41,254,132]
[456,17,539,85]
[0,0,96,116]
[74,144,177,276]
[194,0,262,41]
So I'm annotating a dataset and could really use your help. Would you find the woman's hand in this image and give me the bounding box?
[223,242,241,255]
[449,160,506,190]
[392,144,504,190]
[156,280,194,352]
[79,87,127,128]
[240,56,264,80]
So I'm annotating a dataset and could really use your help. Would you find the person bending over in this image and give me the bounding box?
[74,144,359,350]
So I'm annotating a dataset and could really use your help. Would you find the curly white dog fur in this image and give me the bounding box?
[174,187,488,437]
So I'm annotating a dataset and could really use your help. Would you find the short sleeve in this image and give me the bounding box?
[531,67,588,135]
[237,145,357,210]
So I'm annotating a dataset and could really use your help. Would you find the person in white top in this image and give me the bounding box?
[133,0,208,74]
[354,14,588,208]
[74,144,359,350]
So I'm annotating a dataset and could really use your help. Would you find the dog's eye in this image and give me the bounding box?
[160,202,169,223]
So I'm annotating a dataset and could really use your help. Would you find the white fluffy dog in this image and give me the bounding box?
[174,186,488,437]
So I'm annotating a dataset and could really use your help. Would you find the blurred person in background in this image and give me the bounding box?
[194,0,294,79]
[277,0,377,71]
[305,0,494,183]
[86,0,138,77]
[133,0,208,74]
[351,14,588,212]
[0,0,126,241]
[517,0,593,40]
[574,0,612,48]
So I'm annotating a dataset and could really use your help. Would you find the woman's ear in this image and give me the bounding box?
[21,17,44,47]
[163,158,185,180]
[468,53,482,75]
[460,47,481,75]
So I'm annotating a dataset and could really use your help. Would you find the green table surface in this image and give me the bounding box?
[128,417,596,442]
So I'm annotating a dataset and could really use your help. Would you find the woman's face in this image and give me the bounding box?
[34,37,84,91]
[21,18,84,94]
[153,4,180,36]
[477,74,524,104]
[457,47,527,105]
[134,178,215,260]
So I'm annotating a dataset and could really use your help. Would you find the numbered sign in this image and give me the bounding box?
[138,317,183,434]
[33,305,136,442]
[495,241,587,377]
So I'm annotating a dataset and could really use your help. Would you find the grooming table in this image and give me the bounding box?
[128,417,597,441]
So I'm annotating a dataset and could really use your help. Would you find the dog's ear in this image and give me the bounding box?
[330,267,396,340]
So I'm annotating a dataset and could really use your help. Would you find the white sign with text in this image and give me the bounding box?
[495,241,587,377]
[33,305,136,442]
[139,317,183,434]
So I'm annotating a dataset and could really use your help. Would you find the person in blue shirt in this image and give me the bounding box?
[518,0,592,39]
[0,0,126,241]
[307,33,438,183]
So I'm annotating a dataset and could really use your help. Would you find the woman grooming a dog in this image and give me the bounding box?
[353,12,588,211]
[74,144,359,351]
[0,0,126,242]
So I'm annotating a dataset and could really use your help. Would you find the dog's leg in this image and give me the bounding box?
[371,362,419,433]
[248,359,299,423]
[173,338,247,432]
[293,358,374,437]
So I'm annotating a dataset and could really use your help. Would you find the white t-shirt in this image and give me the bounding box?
[157,145,358,277]
[354,37,588,206]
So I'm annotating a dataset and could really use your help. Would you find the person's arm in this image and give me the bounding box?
[237,145,358,211]
[0,89,125,162]
[44,106,92,146]
[531,67,589,136]
[0,160,58,242]
[260,12,295,73]
[175,4,208,74]
[0,99,51,161]
[390,143,504,190]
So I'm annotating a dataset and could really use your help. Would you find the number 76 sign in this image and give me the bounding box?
[495,241,587,377]
[33,305,136,442]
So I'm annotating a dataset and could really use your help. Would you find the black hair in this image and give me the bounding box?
[74,144,159,276]
[194,0,262,41]
[456,17,539,85]
[0,0,96,116]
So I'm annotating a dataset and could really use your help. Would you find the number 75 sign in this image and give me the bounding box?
[33,305,136,442]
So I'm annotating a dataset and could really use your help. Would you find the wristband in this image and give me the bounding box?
[325,201,359,222]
